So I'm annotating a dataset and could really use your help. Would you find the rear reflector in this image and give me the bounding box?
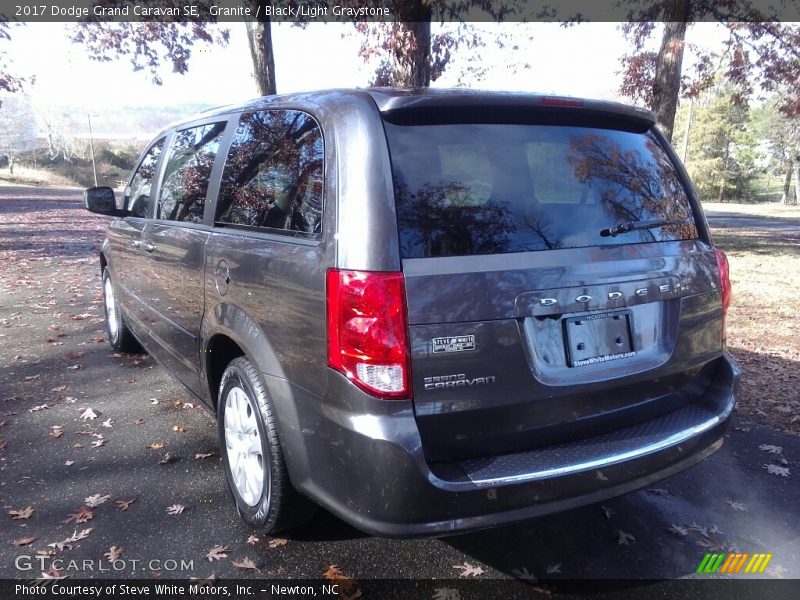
[326,269,412,399]
[714,249,731,341]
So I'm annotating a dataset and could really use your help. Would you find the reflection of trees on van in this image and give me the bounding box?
[159,122,226,224]
[519,214,563,250]
[566,133,697,240]
[395,181,514,257]
[217,110,323,235]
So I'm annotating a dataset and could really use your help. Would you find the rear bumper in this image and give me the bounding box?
[269,353,739,537]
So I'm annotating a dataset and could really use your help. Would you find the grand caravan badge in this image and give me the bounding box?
[432,335,475,353]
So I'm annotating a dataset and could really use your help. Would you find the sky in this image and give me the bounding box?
[5,21,729,135]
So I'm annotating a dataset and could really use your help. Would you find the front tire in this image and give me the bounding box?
[102,268,141,354]
[217,357,314,532]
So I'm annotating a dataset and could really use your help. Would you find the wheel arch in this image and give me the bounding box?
[201,304,287,411]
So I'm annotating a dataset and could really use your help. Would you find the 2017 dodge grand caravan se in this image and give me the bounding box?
[84,89,739,536]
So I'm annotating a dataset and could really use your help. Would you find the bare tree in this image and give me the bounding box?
[0,94,37,174]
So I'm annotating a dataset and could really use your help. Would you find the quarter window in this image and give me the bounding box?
[158,122,226,223]
[217,110,323,236]
[126,138,164,218]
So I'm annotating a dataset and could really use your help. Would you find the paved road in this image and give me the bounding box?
[1,186,798,591]
[704,204,800,238]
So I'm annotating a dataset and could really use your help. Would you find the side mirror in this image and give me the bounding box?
[84,187,127,217]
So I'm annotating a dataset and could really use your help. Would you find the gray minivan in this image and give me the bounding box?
[85,89,739,536]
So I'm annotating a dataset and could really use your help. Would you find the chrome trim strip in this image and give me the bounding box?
[464,398,734,487]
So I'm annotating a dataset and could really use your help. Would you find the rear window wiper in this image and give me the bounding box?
[600,219,685,238]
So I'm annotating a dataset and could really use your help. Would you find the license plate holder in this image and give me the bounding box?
[565,311,634,367]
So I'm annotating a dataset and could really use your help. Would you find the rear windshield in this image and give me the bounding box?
[384,122,698,258]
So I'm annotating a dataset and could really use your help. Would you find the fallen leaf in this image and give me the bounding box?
[666,524,688,537]
[172,425,186,433]
[51,386,67,392]
[688,523,709,536]
[11,536,37,546]
[73,443,84,449]
[39,567,67,580]
[166,504,185,516]
[133,418,145,425]
[63,506,94,524]
[66,351,85,360]
[432,589,461,600]
[453,562,485,578]
[171,400,183,409]
[149,398,159,405]
[646,488,670,496]
[206,545,229,562]
[84,494,110,508]
[67,364,82,370]
[323,564,347,580]
[246,535,260,545]
[114,498,136,511]
[29,403,52,413]
[9,506,34,520]
[148,441,165,450]
[104,546,123,561]
[601,505,614,519]
[267,537,288,549]
[615,530,636,546]
[0,437,6,450]
[725,500,748,512]
[231,557,259,572]
[759,444,783,454]
[24,375,40,381]
[158,452,175,465]
[48,528,92,551]
[91,438,105,448]
[765,564,788,578]
[79,407,98,420]
[101,418,114,428]
[546,563,562,575]
[50,426,64,439]
[764,464,790,477]
[64,460,74,466]
[194,452,213,460]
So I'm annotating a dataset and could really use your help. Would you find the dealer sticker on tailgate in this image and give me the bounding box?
[432,335,475,353]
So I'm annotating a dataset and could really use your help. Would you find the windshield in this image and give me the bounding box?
[384,122,698,258]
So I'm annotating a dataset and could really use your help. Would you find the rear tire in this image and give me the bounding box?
[102,268,141,354]
[217,357,315,532]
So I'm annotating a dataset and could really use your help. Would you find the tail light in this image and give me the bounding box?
[714,249,731,341]
[326,269,412,399]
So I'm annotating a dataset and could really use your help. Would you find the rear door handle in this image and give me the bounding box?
[142,241,156,253]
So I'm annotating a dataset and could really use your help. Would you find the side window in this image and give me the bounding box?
[217,109,323,236]
[126,138,164,218]
[158,122,226,224]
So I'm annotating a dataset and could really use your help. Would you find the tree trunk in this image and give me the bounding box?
[8,154,14,175]
[793,155,800,205]
[391,1,433,87]
[244,17,276,96]
[652,0,691,142]
[718,142,730,203]
[781,160,793,204]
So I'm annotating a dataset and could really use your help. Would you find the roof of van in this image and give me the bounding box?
[161,88,656,135]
